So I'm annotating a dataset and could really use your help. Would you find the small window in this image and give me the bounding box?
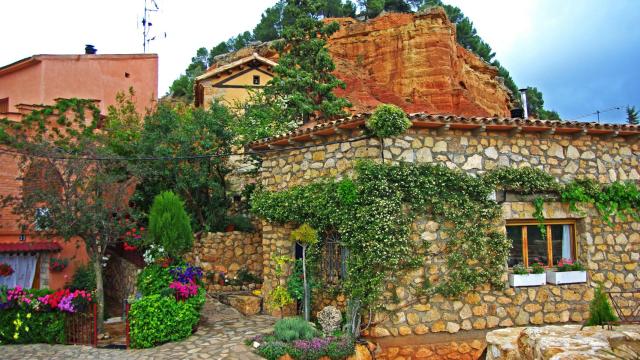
[319,231,347,285]
[34,208,51,231]
[253,75,260,85]
[0,98,8,113]
[506,221,575,268]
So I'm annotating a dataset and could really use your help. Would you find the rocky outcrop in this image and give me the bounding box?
[486,325,640,360]
[209,7,512,118]
[328,8,511,116]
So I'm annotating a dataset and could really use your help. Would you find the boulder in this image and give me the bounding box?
[226,295,262,316]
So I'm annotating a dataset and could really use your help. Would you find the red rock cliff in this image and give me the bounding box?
[209,7,511,117]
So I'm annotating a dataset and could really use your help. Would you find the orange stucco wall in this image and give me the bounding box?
[0,54,158,115]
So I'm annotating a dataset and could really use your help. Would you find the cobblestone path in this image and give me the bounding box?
[4,298,276,360]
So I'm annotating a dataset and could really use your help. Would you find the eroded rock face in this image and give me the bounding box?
[486,325,640,360]
[328,8,511,116]
[210,8,512,117]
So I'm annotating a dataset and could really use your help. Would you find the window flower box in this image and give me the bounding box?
[546,270,587,285]
[509,273,546,287]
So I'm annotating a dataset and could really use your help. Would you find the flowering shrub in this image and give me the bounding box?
[556,258,585,272]
[0,263,14,277]
[250,318,355,360]
[57,290,93,313]
[169,281,199,300]
[169,265,203,284]
[49,258,68,272]
[143,244,167,265]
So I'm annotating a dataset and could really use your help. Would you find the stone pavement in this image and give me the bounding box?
[3,297,276,360]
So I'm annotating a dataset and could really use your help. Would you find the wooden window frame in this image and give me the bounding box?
[506,219,576,268]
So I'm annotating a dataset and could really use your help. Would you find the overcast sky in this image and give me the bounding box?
[2,0,638,123]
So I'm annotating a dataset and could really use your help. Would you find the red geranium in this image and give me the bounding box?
[0,263,14,277]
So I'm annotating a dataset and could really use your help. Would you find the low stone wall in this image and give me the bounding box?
[374,335,486,360]
[486,325,640,359]
[186,230,263,291]
[104,254,140,317]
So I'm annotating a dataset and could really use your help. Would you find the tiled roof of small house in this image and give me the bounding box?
[195,53,277,82]
[248,112,640,149]
[0,241,62,254]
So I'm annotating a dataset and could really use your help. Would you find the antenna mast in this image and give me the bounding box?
[142,0,163,53]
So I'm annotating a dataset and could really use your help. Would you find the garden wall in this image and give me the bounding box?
[186,230,263,292]
[256,122,640,335]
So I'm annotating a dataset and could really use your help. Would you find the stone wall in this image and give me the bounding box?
[186,230,263,292]
[104,254,139,317]
[257,125,640,336]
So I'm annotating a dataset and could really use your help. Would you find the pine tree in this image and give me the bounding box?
[627,106,639,125]
[584,284,618,329]
[263,0,351,123]
[147,191,194,259]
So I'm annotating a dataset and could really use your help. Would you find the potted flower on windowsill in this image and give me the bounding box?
[509,263,546,287]
[546,258,587,285]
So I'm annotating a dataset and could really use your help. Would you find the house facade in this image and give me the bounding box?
[0,51,158,291]
[194,52,276,109]
[249,114,640,341]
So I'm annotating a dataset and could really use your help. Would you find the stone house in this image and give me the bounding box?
[248,113,640,340]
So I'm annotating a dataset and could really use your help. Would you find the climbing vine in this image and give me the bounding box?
[252,162,567,303]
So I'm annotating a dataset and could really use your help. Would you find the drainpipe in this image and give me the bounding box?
[519,88,528,119]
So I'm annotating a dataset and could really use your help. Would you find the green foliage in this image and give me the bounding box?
[273,317,319,342]
[533,197,547,238]
[268,285,294,316]
[0,309,66,345]
[133,103,234,232]
[530,262,545,274]
[512,264,528,275]
[561,179,640,226]
[286,259,318,300]
[290,224,319,246]
[256,339,291,360]
[129,294,200,348]
[261,0,351,124]
[235,267,263,285]
[366,104,411,138]
[136,264,173,296]
[524,87,561,120]
[68,262,97,291]
[147,191,194,259]
[226,215,255,232]
[584,284,618,327]
[627,106,639,125]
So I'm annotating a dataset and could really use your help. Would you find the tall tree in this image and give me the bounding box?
[168,47,211,102]
[322,0,357,17]
[262,0,351,124]
[525,87,560,120]
[253,0,287,42]
[0,100,136,333]
[358,0,385,18]
[384,0,412,13]
[132,102,234,232]
[627,106,639,125]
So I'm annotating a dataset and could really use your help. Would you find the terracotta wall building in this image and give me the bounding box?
[0,50,158,290]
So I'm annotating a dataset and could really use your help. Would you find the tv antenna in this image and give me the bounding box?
[141,0,166,53]
[572,106,622,123]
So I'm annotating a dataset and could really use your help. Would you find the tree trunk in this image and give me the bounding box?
[302,245,310,322]
[93,256,105,333]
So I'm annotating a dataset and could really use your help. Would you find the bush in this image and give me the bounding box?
[257,339,291,360]
[147,191,194,259]
[68,263,96,291]
[273,317,319,342]
[129,294,200,348]
[136,264,173,296]
[0,309,66,344]
[227,215,255,232]
[585,284,618,327]
[366,104,411,138]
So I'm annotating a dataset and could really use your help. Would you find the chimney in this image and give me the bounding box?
[85,44,97,55]
[519,88,528,119]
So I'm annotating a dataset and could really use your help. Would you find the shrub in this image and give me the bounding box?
[129,294,200,348]
[68,263,96,291]
[273,317,319,342]
[226,215,255,232]
[136,264,173,296]
[0,309,66,344]
[147,191,194,259]
[584,284,618,327]
[257,340,292,360]
[365,104,411,138]
[268,285,294,318]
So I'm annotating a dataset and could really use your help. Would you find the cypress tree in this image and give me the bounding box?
[147,191,194,259]
[584,284,618,329]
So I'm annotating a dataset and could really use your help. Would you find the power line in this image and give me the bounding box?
[571,106,622,123]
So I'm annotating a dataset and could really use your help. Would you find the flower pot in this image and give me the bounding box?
[546,270,586,285]
[225,224,236,232]
[509,273,546,287]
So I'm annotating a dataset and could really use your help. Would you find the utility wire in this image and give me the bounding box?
[0,135,372,162]
[571,106,622,122]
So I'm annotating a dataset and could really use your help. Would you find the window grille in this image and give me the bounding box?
[319,230,347,285]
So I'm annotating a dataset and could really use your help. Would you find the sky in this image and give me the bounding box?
[1,0,639,123]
